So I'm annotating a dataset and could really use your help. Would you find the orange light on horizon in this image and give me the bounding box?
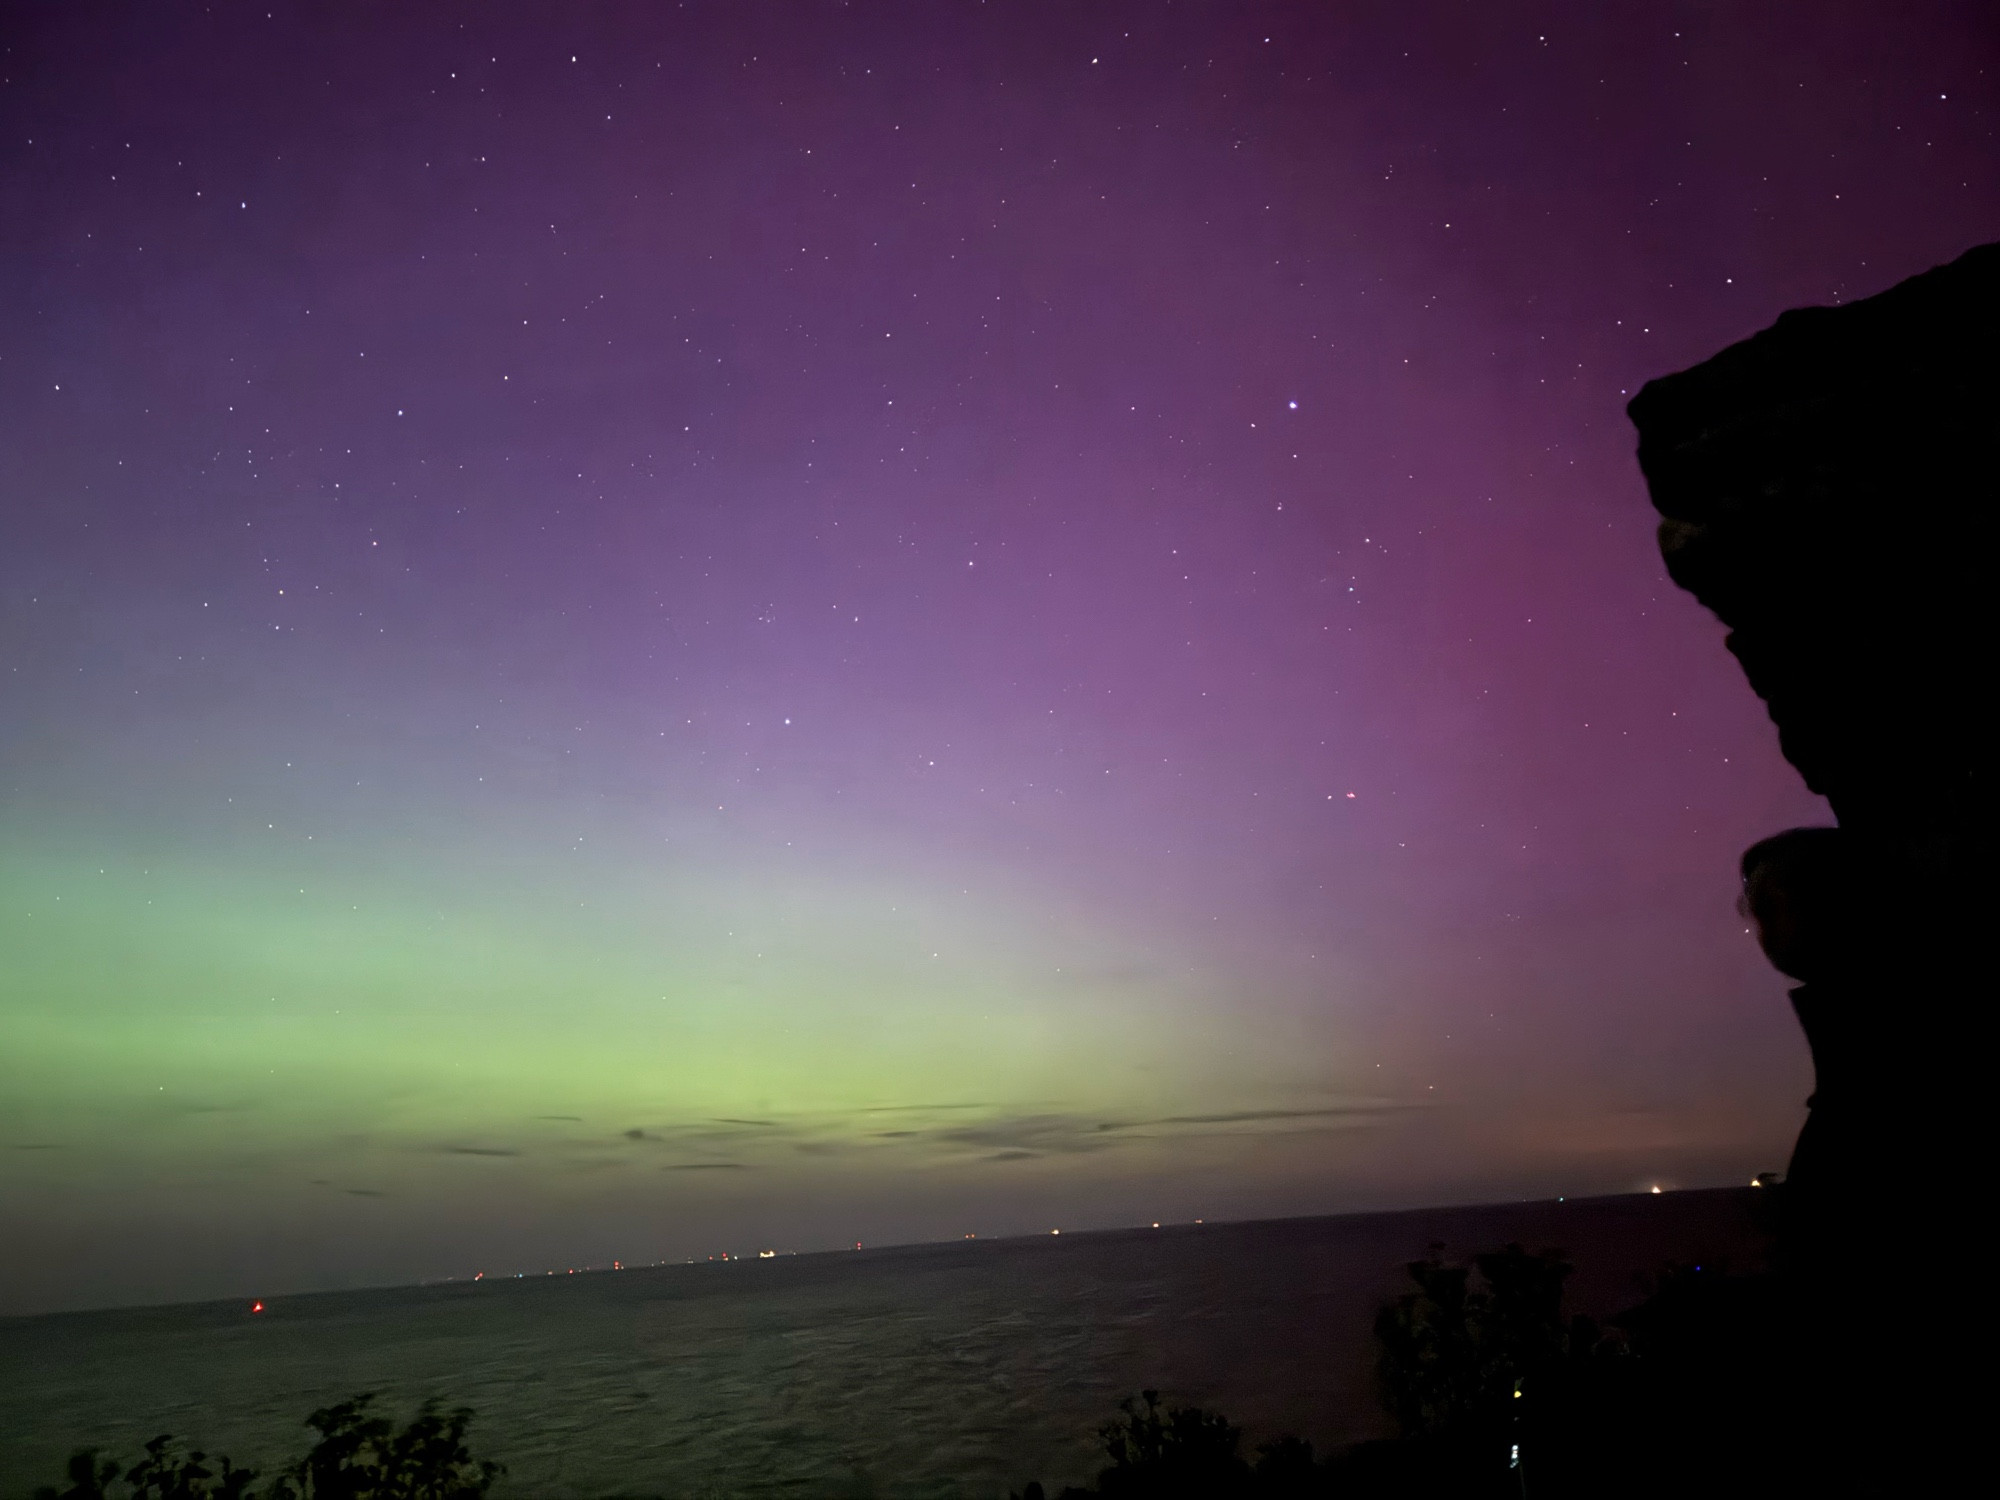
[251,1301,264,1314]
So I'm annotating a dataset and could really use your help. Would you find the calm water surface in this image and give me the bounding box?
[2,1191,1764,1499]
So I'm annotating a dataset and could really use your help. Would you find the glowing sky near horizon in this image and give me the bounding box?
[3,2,1995,1313]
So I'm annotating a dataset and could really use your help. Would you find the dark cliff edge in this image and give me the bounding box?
[1628,242,1995,853]
[1627,243,1996,1495]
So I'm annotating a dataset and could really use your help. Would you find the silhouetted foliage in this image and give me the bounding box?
[125,1436,260,1500]
[1013,1389,1325,1499]
[1247,1434,1318,1497]
[1360,1245,1807,1498]
[33,1438,259,1500]
[34,1396,499,1500]
[1009,1237,1808,1500]
[266,1394,499,1500]
[32,1449,120,1500]
[1373,1240,1585,1449]
[1093,1390,1250,1497]
[1368,1236,1608,1490]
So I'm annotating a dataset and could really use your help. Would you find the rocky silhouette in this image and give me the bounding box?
[1628,242,1996,1492]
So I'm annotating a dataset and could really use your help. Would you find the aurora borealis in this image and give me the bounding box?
[3,3,1995,1314]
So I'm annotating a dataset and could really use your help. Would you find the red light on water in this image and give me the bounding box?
[251,1301,264,1314]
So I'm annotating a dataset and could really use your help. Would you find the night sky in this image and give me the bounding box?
[3,2,1994,1314]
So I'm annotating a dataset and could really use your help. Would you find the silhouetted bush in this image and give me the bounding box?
[31,1436,259,1500]
[1358,1246,1800,1497]
[1012,1240,1799,1499]
[1013,1389,1330,1499]
[1373,1241,1587,1447]
[125,1436,261,1500]
[1363,1239,1619,1492]
[32,1449,119,1500]
[1093,1389,1250,1497]
[33,1395,500,1500]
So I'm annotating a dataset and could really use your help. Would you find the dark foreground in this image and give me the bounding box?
[4,1189,1768,1498]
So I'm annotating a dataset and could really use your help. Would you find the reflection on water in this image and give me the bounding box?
[0,1191,1762,1499]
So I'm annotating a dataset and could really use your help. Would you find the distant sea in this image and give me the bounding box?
[2,1190,1767,1499]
